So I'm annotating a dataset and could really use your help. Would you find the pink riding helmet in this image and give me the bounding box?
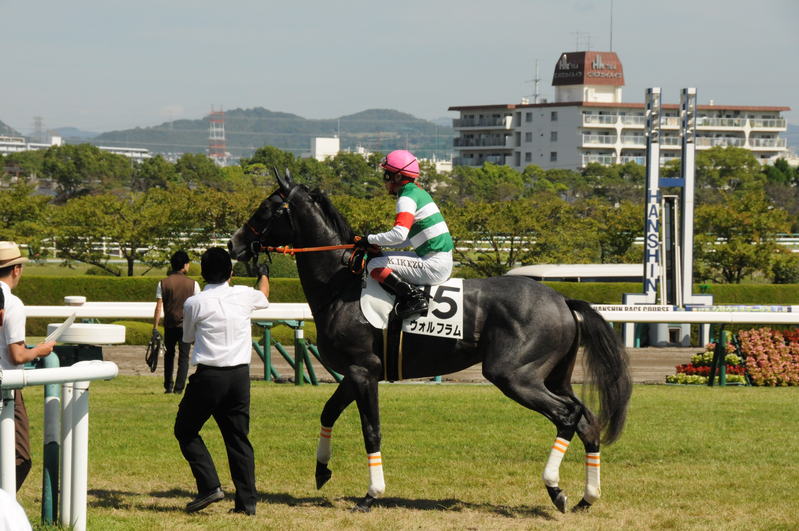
[380,150,420,179]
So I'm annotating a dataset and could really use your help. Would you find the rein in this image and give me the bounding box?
[260,244,354,255]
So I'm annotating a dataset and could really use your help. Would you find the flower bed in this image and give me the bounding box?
[738,328,799,386]
[666,343,746,385]
[666,327,799,386]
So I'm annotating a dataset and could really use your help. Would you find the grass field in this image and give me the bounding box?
[15,379,799,530]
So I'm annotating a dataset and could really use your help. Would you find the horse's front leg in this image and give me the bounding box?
[348,363,383,512]
[316,377,356,489]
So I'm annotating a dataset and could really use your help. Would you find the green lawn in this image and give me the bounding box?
[16,380,799,530]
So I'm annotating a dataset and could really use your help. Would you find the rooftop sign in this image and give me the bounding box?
[552,51,624,87]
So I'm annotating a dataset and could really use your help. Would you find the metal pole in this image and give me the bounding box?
[70,381,90,531]
[60,383,73,527]
[294,326,304,387]
[41,355,61,524]
[680,88,698,305]
[643,87,662,302]
[0,390,16,495]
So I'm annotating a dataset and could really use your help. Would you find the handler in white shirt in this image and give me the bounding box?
[174,247,269,516]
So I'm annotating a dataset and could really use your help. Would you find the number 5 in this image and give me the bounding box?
[431,285,459,319]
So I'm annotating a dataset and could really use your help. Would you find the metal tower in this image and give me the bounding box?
[208,107,228,165]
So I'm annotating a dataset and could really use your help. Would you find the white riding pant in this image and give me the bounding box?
[367,251,453,286]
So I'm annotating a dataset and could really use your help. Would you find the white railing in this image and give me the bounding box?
[696,137,746,147]
[583,114,618,125]
[453,116,513,129]
[620,115,645,126]
[749,137,787,148]
[620,135,645,146]
[582,154,617,165]
[583,134,617,145]
[697,117,747,128]
[750,118,786,128]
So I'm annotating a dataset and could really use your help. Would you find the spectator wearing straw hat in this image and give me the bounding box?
[0,241,55,490]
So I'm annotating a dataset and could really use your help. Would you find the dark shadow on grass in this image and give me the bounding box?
[256,491,554,519]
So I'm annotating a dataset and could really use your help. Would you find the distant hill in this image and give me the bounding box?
[0,120,22,137]
[92,108,454,159]
[54,126,99,141]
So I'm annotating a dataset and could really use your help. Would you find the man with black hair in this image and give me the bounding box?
[0,241,55,491]
[174,247,269,515]
[153,250,200,393]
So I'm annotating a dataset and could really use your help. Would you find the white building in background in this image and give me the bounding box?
[309,136,341,161]
[0,134,151,162]
[449,51,790,171]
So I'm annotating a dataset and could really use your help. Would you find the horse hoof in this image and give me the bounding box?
[546,486,567,513]
[572,498,592,512]
[352,494,376,512]
[315,461,332,490]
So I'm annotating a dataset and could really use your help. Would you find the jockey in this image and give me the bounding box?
[354,149,454,319]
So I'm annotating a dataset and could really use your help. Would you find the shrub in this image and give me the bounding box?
[771,253,799,284]
[112,321,160,345]
[738,328,799,386]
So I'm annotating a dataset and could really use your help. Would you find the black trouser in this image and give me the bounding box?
[163,326,190,392]
[14,390,32,491]
[173,364,256,513]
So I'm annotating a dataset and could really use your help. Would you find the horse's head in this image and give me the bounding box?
[228,169,300,261]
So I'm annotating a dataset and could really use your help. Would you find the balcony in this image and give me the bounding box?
[582,154,617,166]
[695,137,746,148]
[750,118,786,129]
[661,116,681,129]
[453,135,513,149]
[697,117,747,128]
[749,137,787,148]
[620,115,645,126]
[453,155,507,167]
[620,135,645,147]
[620,155,645,165]
[582,134,617,146]
[582,114,618,127]
[453,116,513,129]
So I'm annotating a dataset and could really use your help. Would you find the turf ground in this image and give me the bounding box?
[15,378,799,530]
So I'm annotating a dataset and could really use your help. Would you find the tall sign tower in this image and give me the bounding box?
[208,106,228,165]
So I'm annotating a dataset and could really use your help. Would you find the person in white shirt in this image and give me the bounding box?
[173,247,269,515]
[0,241,55,492]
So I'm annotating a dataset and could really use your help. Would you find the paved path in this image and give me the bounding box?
[101,345,699,385]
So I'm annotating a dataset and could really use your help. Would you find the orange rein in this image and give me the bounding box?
[261,244,355,255]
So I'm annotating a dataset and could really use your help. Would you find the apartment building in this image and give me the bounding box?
[450,51,789,170]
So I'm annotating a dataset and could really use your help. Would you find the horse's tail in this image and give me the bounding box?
[566,299,632,445]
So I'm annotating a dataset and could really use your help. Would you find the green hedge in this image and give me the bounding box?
[16,276,307,305]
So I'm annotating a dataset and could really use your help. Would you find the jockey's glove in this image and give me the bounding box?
[353,235,371,249]
[257,263,270,279]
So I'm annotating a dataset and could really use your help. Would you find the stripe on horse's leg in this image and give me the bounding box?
[317,425,333,464]
[543,436,571,513]
[316,425,334,489]
[366,451,385,498]
[583,452,601,503]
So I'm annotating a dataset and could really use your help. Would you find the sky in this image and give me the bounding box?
[1,0,797,135]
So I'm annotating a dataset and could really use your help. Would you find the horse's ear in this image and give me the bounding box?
[284,168,295,187]
[272,166,291,193]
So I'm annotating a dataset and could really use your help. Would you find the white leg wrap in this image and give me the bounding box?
[584,452,601,503]
[316,426,332,464]
[366,452,385,498]
[542,437,570,487]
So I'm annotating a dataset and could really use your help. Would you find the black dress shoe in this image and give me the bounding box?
[186,487,224,512]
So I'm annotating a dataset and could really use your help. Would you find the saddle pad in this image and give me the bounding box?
[360,277,464,340]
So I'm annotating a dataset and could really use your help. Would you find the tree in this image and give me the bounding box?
[175,153,225,189]
[50,189,199,276]
[42,144,133,201]
[574,198,643,263]
[0,181,53,256]
[322,152,382,198]
[132,154,178,191]
[694,190,790,283]
[694,146,766,202]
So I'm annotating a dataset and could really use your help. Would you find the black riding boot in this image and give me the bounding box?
[381,272,429,319]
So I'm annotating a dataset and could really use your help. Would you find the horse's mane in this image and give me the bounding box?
[308,188,355,241]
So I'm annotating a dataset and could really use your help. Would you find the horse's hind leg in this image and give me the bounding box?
[572,410,601,512]
[483,365,583,513]
[316,378,356,489]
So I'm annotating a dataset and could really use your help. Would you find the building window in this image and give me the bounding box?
[550,151,558,162]
[525,112,533,122]
[525,152,532,162]
[525,132,533,142]
[551,111,558,121]
[550,131,558,142]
